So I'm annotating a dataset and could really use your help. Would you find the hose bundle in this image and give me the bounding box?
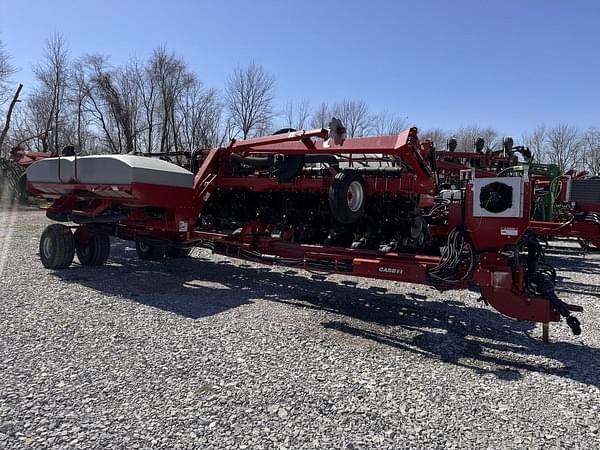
[427,228,474,287]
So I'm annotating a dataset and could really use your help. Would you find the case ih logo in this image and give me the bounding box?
[379,267,403,275]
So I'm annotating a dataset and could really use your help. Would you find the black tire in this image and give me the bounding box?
[165,247,192,258]
[39,224,75,269]
[76,232,110,266]
[135,240,164,260]
[270,128,307,181]
[273,128,296,135]
[328,171,366,224]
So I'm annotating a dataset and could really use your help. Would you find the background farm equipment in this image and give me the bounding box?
[0,157,24,202]
[435,137,600,250]
[6,146,57,203]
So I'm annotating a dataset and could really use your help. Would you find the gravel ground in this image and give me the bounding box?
[0,206,599,449]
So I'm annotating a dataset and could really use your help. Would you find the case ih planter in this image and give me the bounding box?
[26,121,584,337]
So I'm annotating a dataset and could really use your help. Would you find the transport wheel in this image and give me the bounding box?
[75,230,111,266]
[39,224,75,269]
[271,128,306,181]
[135,240,165,260]
[165,247,192,258]
[328,171,366,224]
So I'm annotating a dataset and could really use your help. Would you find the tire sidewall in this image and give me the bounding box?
[39,224,75,269]
[328,171,366,224]
[136,240,164,260]
[75,232,110,265]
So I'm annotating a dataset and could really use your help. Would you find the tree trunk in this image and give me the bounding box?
[0,84,23,154]
[54,83,60,151]
[160,113,169,152]
[148,123,153,152]
[77,97,83,152]
[170,104,178,152]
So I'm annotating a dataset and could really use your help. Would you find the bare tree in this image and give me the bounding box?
[225,62,275,139]
[309,102,330,129]
[294,98,311,130]
[148,47,195,152]
[452,125,500,152]
[81,50,195,154]
[580,127,600,175]
[97,66,138,153]
[0,84,23,155]
[0,40,16,103]
[80,55,122,153]
[281,98,311,130]
[219,116,238,147]
[6,38,227,155]
[281,101,295,130]
[32,33,69,152]
[420,128,449,149]
[10,91,53,152]
[521,125,546,162]
[69,59,96,152]
[177,81,222,150]
[0,40,19,156]
[132,58,157,152]
[545,124,581,172]
[332,99,372,138]
[371,110,407,136]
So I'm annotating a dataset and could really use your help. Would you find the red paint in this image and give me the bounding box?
[25,128,585,327]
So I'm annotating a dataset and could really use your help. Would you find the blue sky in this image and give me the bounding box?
[1,0,598,136]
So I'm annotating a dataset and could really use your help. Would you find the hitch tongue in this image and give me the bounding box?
[545,289,581,336]
[534,276,582,336]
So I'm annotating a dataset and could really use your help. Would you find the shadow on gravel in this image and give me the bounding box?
[51,240,600,388]
[547,253,600,274]
[545,253,600,298]
[554,280,600,299]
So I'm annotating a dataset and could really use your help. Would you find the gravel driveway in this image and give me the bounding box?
[1,207,599,449]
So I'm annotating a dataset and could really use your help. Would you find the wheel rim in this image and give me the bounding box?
[42,236,54,259]
[346,181,364,212]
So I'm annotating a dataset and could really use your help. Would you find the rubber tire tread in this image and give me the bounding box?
[136,241,164,260]
[77,234,110,266]
[39,224,75,269]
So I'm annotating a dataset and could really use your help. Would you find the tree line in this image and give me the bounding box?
[0,34,598,174]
